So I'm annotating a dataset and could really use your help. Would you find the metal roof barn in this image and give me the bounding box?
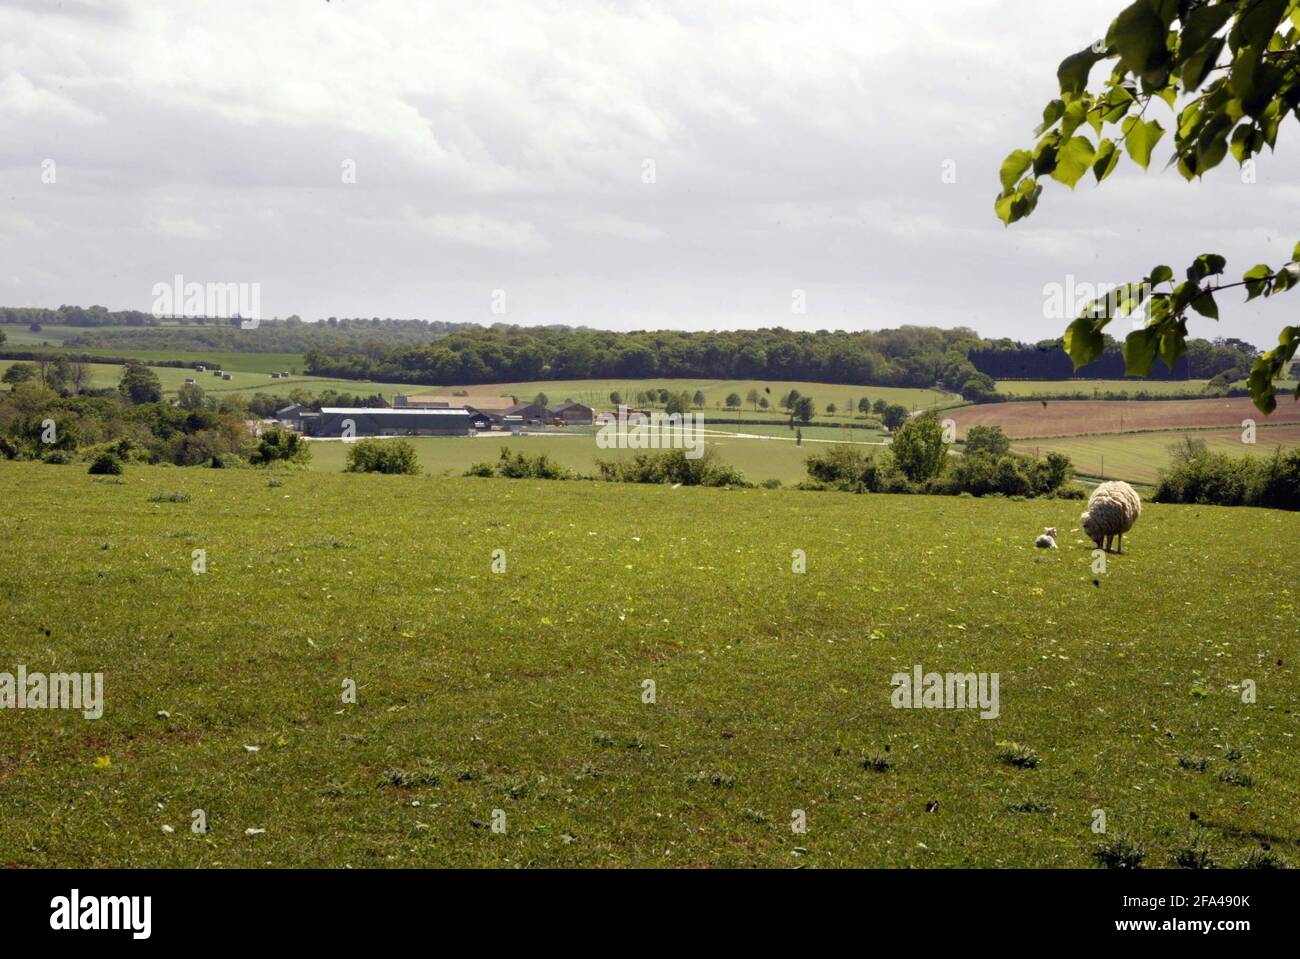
[310,407,474,437]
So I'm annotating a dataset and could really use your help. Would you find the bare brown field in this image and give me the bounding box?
[948,396,1300,439]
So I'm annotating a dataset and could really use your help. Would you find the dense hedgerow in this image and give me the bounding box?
[1154,449,1300,511]
[595,448,748,487]
[465,446,572,480]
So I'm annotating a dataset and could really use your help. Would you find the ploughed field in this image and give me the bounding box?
[949,397,1300,440]
[1,461,1297,867]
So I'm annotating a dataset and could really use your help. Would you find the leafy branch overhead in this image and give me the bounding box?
[997,0,1300,413]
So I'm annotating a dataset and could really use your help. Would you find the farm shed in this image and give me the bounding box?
[505,402,548,425]
[549,402,595,425]
[307,407,475,437]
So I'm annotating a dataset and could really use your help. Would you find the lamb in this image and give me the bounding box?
[1035,527,1058,549]
[1080,481,1141,553]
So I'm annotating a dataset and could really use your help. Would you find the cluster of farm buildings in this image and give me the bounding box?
[275,394,597,438]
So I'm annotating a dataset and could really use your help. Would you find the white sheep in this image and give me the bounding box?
[1035,527,1058,549]
[1081,481,1141,553]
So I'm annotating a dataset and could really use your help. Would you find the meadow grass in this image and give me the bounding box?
[1,460,1296,867]
[995,379,1213,398]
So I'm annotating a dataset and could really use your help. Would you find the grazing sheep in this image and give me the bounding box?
[1081,481,1141,553]
[1035,527,1058,549]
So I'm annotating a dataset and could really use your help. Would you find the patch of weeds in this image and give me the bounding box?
[308,536,349,549]
[741,808,769,824]
[592,733,615,747]
[687,771,735,789]
[997,741,1040,769]
[1006,799,1054,814]
[267,477,285,488]
[1171,837,1219,869]
[381,765,441,789]
[148,491,191,503]
[455,769,481,783]
[573,762,603,781]
[1240,848,1286,869]
[1217,769,1254,788]
[1092,836,1145,869]
[1177,755,1211,772]
[1223,745,1244,763]
[862,754,892,772]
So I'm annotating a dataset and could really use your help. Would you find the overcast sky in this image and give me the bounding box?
[2,0,1297,348]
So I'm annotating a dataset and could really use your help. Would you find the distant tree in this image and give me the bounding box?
[0,328,5,346]
[964,424,1011,458]
[792,396,815,423]
[891,412,947,483]
[665,392,690,416]
[725,392,742,412]
[657,388,670,404]
[858,397,872,417]
[67,360,92,394]
[872,399,889,416]
[250,427,311,466]
[2,362,35,387]
[693,389,706,408]
[746,387,760,411]
[1168,434,1209,466]
[177,382,206,411]
[609,390,622,406]
[758,397,770,410]
[881,404,909,431]
[826,402,837,415]
[118,362,163,405]
[533,392,549,409]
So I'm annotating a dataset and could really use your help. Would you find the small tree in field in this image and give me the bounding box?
[891,412,948,483]
[725,392,742,412]
[609,391,622,406]
[858,396,872,417]
[746,387,760,411]
[826,402,838,415]
[345,439,421,475]
[964,424,1012,457]
[693,389,706,408]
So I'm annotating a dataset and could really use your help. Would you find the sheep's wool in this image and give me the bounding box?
[1080,481,1141,545]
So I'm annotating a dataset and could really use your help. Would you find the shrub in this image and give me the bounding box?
[148,491,191,503]
[891,412,947,483]
[596,448,747,487]
[1155,449,1300,511]
[250,427,311,466]
[1092,836,1145,869]
[344,439,421,475]
[493,446,571,480]
[88,452,123,475]
[464,461,495,478]
[963,424,1011,457]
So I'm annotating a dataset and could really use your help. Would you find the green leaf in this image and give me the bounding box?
[1058,47,1103,98]
[1148,264,1174,285]
[1190,292,1219,320]
[1159,320,1188,370]
[1064,317,1106,369]
[1122,116,1165,169]
[1187,253,1227,282]
[1092,138,1120,181]
[1231,0,1289,54]
[999,150,1033,193]
[1181,36,1225,91]
[1123,327,1160,376]
[1291,241,1300,263]
[1035,100,1065,136]
[1033,132,1061,176]
[1177,3,1236,63]
[1050,136,1097,188]
[1107,0,1171,75]
[1243,264,1273,300]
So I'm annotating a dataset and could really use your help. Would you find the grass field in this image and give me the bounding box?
[1012,427,1300,485]
[949,397,1300,440]
[995,379,1213,398]
[305,429,877,486]
[2,461,1296,867]
[423,379,963,419]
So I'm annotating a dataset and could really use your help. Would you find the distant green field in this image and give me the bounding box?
[431,379,963,419]
[3,460,1296,867]
[305,429,872,486]
[1012,426,1300,485]
[995,379,1212,398]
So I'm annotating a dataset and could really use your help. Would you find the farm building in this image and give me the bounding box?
[550,402,595,425]
[505,402,548,425]
[276,403,308,429]
[306,407,481,437]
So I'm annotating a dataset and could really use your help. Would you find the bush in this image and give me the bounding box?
[344,439,421,475]
[464,461,495,477]
[1154,449,1300,510]
[493,446,571,480]
[597,448,747,487]
[250,427,311,466]
[88,452,123,475]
